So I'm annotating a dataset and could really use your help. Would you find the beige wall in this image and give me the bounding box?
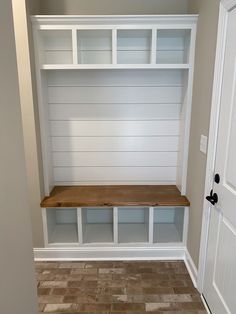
[40,0,188,14]
[0,0,38,312]
[12,0,44,247]
[27,0,40,14]
[187,0,220,266]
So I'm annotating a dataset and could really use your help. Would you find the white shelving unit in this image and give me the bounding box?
[35,26,192,68]
[31,15,197,259]
[43,206,188,247]
[32,15,197,195]
[32,15,197,71]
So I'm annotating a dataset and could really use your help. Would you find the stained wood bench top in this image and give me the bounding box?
[41,185,190,208]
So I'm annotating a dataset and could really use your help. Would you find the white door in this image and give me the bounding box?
[203,3,236,314]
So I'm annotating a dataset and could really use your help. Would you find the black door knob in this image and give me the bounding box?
[214,173,220,184]
[206,189,218,205]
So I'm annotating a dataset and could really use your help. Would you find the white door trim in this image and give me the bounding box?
[197,0,236,292]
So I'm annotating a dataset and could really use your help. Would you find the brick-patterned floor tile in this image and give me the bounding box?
[36,261,207,313]
[38,288,51,296]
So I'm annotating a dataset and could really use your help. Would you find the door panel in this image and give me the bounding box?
[214,218,236,312]
[203,5,236,314]
[225,71,236,190]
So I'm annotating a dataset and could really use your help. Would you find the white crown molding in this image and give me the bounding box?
[31,14,198,26]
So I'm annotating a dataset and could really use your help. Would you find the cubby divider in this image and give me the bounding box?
[148,207,154,244]
[113,207,119,244]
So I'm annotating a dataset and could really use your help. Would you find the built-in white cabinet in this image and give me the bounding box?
[32,15,197,196]
[32,16,196,70]
[36,27,192,67]
[35,27,192,67]
[43,206,188,247]
[32,15,197,258]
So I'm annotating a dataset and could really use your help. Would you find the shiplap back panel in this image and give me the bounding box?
[48,86,181,104]
[46,69,183,185]
[51,137,179,152]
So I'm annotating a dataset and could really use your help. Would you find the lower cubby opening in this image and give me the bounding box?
[82,208,114,243]
[118,207,149,243]
[153,207,184,243]
[46,208,78,244]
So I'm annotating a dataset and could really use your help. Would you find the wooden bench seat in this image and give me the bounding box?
[41,185,190,208]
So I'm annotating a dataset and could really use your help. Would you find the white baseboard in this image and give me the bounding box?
[34,246,186,261]
[201,294,211,314]
[184,249,198,288]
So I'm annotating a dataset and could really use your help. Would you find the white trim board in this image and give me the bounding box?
[34,246,186,261]
[197,0,235,293]
[201,295,212,314]
[184,250,198,288]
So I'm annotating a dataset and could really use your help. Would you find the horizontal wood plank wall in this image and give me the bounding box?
[46,69,183,185]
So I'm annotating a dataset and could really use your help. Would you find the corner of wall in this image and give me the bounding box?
[12,0,45,247]
[185,0,220,267]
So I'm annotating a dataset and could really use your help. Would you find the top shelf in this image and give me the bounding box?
[41,64,190,70]
[31,15,198,25]
[41,185,190,208]
[32,15,197,69]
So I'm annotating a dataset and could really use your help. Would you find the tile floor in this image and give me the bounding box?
[36,261,207,313]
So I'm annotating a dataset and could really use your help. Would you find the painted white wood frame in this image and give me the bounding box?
[31,15,197,195]
[39,205,189,260]
[197,0,235,293]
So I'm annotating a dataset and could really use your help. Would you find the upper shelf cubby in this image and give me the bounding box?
[117,30,152,64]
[38,29,73,65]
[77,30,112,64]
[32,15,197,69]
[156,29,191,64]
